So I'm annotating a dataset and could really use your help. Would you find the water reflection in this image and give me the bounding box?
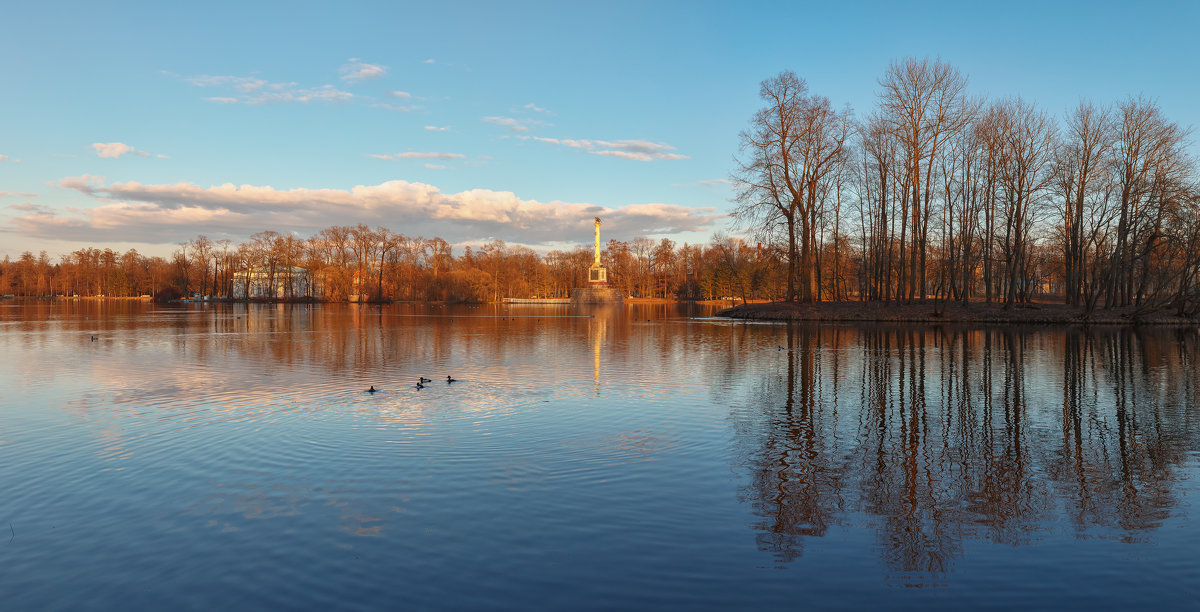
[591,312,606,393]
[4,300,1199,608]
[734,326,1200,578]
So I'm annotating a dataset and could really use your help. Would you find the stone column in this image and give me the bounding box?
[594,216,601,265]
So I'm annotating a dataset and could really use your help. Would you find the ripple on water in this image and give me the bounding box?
[4,305,1200,611]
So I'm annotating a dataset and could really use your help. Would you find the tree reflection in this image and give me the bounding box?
[733,326,1200,577]
[742,325,848,562]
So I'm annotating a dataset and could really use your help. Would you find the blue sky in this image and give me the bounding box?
[2,0,1197,259]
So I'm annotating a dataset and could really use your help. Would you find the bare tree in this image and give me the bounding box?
[994,98,1057,307]
[188,235,213,297]
[877,57,973,302]
[1109,97,1191,307]
[734,71,850,302]
[1053,102,1115,305]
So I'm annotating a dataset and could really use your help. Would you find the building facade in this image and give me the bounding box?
[231,266,320,299]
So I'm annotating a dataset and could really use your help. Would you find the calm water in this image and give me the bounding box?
[2,300,1199,610]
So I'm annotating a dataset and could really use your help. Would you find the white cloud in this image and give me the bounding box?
[252,85,353,104]
[483,116,548,133]
[424,125,449,132]
[424,163,447,170]
[20,176,723,246]
[698,178,732,186]
[524,103,548,113]
[388,90,413,100]
[484,116,526,132]
[0,155,8,162]
[0,191,38,198]
[532,137,687,162]
[92,142,154,159]
[185,73,353,105]
[595,150,677,162]
[6,201,49,212]
[423,59,436,64]
[187,75,275,91]
[368,152,465,160]
[339,58,388,82]
[532,137,592,149]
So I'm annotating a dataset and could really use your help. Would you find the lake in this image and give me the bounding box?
[2,301,1199,610]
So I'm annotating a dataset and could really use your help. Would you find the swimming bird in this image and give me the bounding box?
[90,336,97,341]
[368,386,378,393]
[446,376,456,383]
[419,377,432,383]
[416,381,425,389]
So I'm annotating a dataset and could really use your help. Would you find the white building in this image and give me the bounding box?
[231,266,320,299]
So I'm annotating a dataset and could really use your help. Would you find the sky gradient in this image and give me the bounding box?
[2,0,1198,258]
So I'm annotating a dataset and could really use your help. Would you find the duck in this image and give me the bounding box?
[419,377,432,383]
[90,336,98,341]
[368,386,378,393]
[416,381,425,389]
[446,376,456,383]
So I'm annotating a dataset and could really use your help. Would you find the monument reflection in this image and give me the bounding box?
[733,325,1200,577]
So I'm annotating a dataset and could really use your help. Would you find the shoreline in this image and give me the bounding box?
[714,300,1200,326]
[5,295,742,307]
[12,294,1194,326]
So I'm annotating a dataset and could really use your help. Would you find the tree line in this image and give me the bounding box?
[0,228,776,302]
[734,57,1200,315]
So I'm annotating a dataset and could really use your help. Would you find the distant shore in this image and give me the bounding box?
[715,300,1200,325]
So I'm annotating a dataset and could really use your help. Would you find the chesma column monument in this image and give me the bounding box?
[571,216,623,304]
